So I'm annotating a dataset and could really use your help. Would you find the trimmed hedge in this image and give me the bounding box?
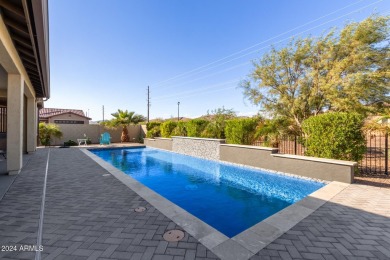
[172,121,187,136]
[186,119,209,137]
[225,118,259,145]
[302,112,366,161]
[146,122,161,138]
[160,121,177,137]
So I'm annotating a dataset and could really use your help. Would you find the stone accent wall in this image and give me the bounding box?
[172,136,225,160]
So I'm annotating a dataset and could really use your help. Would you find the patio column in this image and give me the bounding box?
[26,98,37,153]
[7,74,24,175]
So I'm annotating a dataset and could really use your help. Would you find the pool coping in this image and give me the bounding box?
[81,148,350,260]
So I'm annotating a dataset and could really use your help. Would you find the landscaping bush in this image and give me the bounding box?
[64,140,78,146]
[201,121,226,139]
[146,121,161,131]
[160,121,177,138]
[146,122,161,138]
[186,119,209,137]
[225,118,259,145]
[172,121,187,136]
[302,112,366,161]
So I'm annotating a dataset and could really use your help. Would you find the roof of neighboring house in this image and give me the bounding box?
[39,108,91,120]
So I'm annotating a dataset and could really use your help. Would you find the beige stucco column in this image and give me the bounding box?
[26,97,37,153]
[7,74,24,175]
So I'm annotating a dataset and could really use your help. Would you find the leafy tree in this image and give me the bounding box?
[103,110,146,142]
[242,15,390,130]
[39,123,63,146]
[302,112,366,161]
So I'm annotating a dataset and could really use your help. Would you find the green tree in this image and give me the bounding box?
[104,110,146,142]
[241,15,390,130]
[39,123,63,146]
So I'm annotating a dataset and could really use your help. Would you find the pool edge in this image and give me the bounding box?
[81,148,349,260]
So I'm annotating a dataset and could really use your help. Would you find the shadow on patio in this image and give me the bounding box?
[0,148,389,260]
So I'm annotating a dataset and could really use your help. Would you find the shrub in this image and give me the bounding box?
[146,128,160,138]
[146,121,161,131]
[146,122,161,138]
[200,122,225,139]
[172,121,187,136]
[186,119,209,137]
[64,140,78,146]
[302,112,366,161]
[160,121,177,137]
[225,118,259,144]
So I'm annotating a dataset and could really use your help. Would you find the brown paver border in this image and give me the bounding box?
[82,147,349,260]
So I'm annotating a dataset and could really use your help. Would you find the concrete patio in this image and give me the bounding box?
[0,148,389,260]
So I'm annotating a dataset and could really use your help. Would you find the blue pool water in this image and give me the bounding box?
[91,148,325,237]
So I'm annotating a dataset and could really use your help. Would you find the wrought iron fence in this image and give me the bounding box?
[253,131,389,176]
[360,131,388,176]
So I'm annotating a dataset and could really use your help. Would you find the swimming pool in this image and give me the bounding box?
[91,147,325,237]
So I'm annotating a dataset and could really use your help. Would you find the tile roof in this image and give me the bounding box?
[39,108,91,119]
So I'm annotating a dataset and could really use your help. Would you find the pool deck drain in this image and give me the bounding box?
[134,206,146,212]
[82,148,350,260]
[163,230,185,242]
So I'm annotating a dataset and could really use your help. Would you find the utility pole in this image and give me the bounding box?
[147,86,150,123]
[177,102,180,122]
[102,105,105,122]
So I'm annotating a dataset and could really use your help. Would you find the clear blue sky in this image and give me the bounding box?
[46,0,390,121]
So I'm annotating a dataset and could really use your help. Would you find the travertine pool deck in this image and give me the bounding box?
[0,148,389,260]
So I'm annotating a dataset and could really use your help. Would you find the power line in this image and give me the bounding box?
[151,7,390,103]
[151,0,382,89]
[153,78,240,101]
[152,83,239,103]
[154,62,249,92]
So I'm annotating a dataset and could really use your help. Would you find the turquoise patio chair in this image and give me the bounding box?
[100,132,111,145]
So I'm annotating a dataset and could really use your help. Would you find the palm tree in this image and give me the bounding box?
[105,110,146,142]
[39,123,63,146]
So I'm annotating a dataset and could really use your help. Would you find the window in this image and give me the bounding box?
[54,120,84,124]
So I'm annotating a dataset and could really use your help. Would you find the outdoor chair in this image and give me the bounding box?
[100,132,111,145]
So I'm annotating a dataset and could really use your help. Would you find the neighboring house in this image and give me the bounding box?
[0,0,49,174]
[39,108,91,125]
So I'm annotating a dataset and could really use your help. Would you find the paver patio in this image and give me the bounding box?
[0,148,389,260]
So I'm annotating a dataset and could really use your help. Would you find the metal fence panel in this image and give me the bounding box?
[253,131,389,176]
